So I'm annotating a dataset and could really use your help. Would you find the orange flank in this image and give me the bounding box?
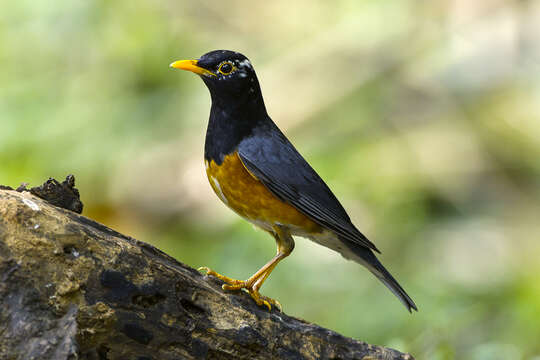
[205,151,322,234]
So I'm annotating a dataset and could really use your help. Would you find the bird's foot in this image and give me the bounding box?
[198,266,282,311]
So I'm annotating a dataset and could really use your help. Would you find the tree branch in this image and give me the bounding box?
[0,178,414,360]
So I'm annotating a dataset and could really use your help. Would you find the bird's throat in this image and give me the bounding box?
[204,101,267,165]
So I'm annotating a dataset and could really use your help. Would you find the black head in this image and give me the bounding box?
[171,50,263,108]
[171,50,270,162]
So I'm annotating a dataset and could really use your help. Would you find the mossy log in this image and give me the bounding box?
[0,178,414,360]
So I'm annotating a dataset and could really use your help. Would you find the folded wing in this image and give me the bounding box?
[238,123,380,253]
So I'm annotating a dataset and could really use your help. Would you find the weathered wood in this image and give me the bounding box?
[0,181,414,360]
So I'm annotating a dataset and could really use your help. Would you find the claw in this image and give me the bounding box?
[261,296,282,312]
[271,298,283,312]
[262,300,271,311]
[248,289,281,312]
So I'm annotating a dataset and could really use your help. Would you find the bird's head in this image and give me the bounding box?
[170,50,262,107]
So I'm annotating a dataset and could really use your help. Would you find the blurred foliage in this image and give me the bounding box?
[2,0,540,358]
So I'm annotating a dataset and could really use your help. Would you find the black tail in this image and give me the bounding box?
[344,240,418,312]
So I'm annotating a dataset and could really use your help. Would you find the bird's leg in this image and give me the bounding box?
[247,227,294,310]
[247,255,286,311]
[199,225,294,311]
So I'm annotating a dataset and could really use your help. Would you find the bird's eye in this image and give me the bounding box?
[218,62,235,75]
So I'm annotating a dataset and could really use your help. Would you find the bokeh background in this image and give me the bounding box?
[2,0,540,358]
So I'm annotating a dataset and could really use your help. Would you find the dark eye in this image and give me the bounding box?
[218,62,234,75]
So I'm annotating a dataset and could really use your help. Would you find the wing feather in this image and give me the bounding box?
[237,127,380,253]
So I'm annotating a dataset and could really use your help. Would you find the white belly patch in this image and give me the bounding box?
[210,176,228,205]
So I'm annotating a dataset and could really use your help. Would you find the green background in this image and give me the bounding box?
[2,1,540,358]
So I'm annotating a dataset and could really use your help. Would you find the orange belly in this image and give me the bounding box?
[205,152,322,233]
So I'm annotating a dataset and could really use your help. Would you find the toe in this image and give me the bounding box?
[198,266,245,286]
[223,282,246,291]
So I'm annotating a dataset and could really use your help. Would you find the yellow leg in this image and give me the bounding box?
[253,259,280,291]
[199,225,294,311]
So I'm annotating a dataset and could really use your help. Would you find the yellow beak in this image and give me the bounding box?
[169,59,216,77]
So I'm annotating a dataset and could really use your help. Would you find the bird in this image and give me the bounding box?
[170,50,417,312]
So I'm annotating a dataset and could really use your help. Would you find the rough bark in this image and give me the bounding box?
[0,178,414,360]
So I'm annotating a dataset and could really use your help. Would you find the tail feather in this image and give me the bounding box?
[370,260,418,312]
[343,239,418,312]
